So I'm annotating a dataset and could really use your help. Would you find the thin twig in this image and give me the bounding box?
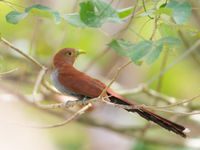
[142,0,154,19]
[0,68,18,76]
[1,37,43,69]
[32,67,65,109]
[84,1,139,72]
[149,14,158,40]
[147,39,200,85]
[4,1,17,10]
[146,109,200,115]
[2,0,26,8]
[19,103,92,128]
[144,93,200,110]
[99,61,132,98]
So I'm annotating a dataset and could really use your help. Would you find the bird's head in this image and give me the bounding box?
[53,48,86,68]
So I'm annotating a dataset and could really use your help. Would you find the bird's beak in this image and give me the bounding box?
[76,49,87,55]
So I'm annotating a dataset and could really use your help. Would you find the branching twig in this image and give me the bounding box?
[20,103,92,128]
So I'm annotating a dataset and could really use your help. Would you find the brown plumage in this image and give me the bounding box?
[51,48,188,137]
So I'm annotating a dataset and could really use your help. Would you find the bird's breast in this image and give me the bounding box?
[51,69,80,97]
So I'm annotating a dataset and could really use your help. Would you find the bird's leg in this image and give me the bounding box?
[80,97,87,105]
[65,97,88,108]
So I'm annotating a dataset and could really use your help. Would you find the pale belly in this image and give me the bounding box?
[51,69,84,99]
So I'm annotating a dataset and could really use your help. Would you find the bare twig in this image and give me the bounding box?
[32,67,65,109]
[0,68,18,76]
[1,37,43,69]
[149,14,158,40]
[99,61,132,98]
[144,93,200,110]
[3,1,17,10]
[20,103,92,128]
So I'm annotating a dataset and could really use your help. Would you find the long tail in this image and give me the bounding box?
[107,91,188,137]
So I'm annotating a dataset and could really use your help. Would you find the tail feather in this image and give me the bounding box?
[134,108,186,137]
[107,91,187,137]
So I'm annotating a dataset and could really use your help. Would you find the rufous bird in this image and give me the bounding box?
[51,48,189,137]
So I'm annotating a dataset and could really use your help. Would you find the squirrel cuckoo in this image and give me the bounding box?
[51,48,188,137]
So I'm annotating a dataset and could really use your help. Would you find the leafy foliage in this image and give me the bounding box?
[6,4,60,24]
[6,11,28,24]
[109,37,181,65]
[166,1,191,25]
[64,0,124,28]
[25,4,61,24]
[4,0,193,65]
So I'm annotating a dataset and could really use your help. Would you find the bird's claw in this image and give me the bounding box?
[65,97,88,108]
[65,100,75,108]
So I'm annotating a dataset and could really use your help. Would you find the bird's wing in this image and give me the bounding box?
[58,63,106,98]
[106,89,137,106]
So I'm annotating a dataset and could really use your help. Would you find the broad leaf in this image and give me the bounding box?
[62,14,87,28]
[6,11,28,24]
[6,4,60,24]
[108,39,133,57]
[117,7,133,18]
[109,37,181,65]
[158,23,177,37]
[166,1,191,25]
[129,40,153,65]
[156,37,181,47]
[25,4,61,24]
[78,0,123,28]
[156,7,173,16]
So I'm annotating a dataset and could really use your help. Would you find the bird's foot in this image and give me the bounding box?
[80,97,87,105]
[65,97,88,108]
[65,100,76,108]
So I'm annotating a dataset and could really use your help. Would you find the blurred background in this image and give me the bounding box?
[0,0,200,150]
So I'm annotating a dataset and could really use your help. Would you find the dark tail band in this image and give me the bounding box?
[108,92,188,137]
[134,108,186,137]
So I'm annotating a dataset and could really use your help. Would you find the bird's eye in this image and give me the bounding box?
[66,51,73,56]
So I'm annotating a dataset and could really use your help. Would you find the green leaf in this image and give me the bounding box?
[166,1,191,25]
[158,23,177,37]
[108,39,133,57]
[117,7,133,18]
[129,40,153,65]
[109,37,181,65]
[6,11,28,24]
[79,0,124,28]
[156,37,181,47]
[0,33,1,42]
[144,43,163,65]
[25,4,61,24]
[156,7,173,16]
[62,14,87,28]
[79,1,101,28]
